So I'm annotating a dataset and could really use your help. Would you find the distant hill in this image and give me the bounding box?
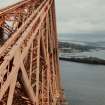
[59,41,104,53]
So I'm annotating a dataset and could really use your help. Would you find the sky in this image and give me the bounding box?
[0,0,105,34]
[55,0,105,33]
[0,0,22,9]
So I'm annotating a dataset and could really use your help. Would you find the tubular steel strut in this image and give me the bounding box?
[0,0,65,105]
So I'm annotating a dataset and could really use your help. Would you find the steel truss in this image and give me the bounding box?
[0,0,65,105]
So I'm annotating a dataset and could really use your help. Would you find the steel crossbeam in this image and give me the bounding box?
[0,0,65,105]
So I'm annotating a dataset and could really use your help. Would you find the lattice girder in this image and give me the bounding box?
[0,0,64,105]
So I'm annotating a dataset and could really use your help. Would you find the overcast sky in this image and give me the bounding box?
[0,0,22,9]
[0,0,105,34]
[55,0,105,33]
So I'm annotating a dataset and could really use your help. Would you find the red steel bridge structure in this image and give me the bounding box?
[0,0,65,105]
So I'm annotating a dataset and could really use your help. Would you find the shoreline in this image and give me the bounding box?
[59,41,105,65]
[59,57,105,65]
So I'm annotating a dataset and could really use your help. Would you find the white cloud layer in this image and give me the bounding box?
[0,0,105,34]
[55,0,105,33]
[0,0,22,9]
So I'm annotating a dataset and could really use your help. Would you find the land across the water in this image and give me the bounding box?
[59,56,105,65]
[59,41,105,65]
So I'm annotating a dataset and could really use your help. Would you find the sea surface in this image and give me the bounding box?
[59,33,105,105]
[59,33,105,48]
[59,33,105,59]
[60,61,105,105]
[59,33,105,43]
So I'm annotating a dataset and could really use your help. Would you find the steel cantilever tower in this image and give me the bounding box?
[0,0,64,105]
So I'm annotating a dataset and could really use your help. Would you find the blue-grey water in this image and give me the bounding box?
[59,33,105,105]
[60,61,105,105]
[59,33,105,48]
[59,33,105,43]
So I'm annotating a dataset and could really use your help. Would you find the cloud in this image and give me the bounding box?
[0,0,105,34]
[0,0,22,9]
[55,0,105,33]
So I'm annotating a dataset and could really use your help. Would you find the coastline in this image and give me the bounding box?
[59,57,105,65]
[59,41,105,65]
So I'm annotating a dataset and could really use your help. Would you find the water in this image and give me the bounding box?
[59,33,105,105]
[59,33,105,43]
[60,61,105,105]
[59,33,105,48]
[59,33,105,59]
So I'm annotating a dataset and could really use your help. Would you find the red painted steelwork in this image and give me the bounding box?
[0,0,65,105]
